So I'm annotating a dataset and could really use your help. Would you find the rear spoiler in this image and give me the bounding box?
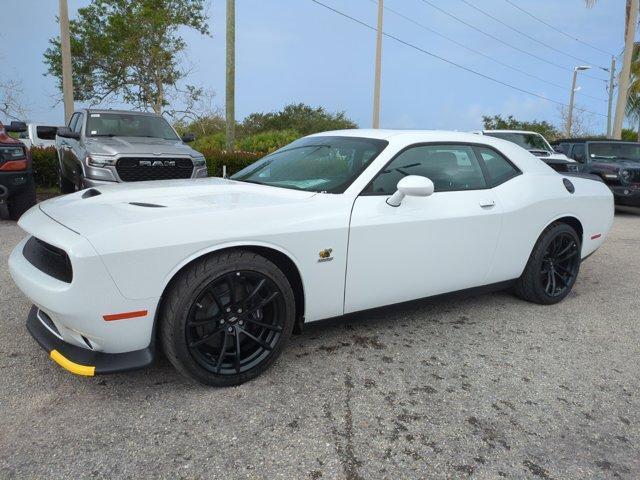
[563,172,603,182]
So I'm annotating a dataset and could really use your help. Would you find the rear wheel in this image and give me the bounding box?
[8,177,36,220]
[514,223,581,305]
[160,250,295,386]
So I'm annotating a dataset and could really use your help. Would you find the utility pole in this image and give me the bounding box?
[59,0,74,124]
[566,66,591,137]
[613,0,639,139]
[607,56,616,139]
[372,0,383,129]
[225,0,235,151]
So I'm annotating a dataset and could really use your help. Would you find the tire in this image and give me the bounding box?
[514,222,582,305]
[8,177,36,221]
[58,167,76,194]
[160,250,296,386]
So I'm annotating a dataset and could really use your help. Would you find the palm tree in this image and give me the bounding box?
[625,43,640,140]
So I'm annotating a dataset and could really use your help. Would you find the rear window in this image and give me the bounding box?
[36,126,57,141]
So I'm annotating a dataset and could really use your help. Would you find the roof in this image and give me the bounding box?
[78,108,159,117]
[551,137,635,144]
[311,128,505,143]
[482,129,545,136]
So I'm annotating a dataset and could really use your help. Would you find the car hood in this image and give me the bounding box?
[39,178,317,238]
[84,136,199,157]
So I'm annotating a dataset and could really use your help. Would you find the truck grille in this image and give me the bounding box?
[116,157,194,182]
[23,237,73,283]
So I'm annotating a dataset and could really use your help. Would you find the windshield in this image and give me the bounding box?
[231,136,388,193]
[485,132,552,152]
[589,142,640,161]
[86,112,179,140]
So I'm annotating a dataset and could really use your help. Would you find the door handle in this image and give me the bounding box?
[479,200,496,208]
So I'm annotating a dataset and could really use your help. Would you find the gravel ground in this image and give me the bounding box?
[0,212,639,479]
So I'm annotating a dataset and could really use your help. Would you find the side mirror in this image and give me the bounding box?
[57,127,80,140]
[4,121,27,133]
[181,133,195,143]
[386,175,434,207]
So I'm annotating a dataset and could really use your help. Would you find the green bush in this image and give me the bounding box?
[31,147,58,188]
[199,148,263,177]
[237,129,300,153]
[191,132,227,152]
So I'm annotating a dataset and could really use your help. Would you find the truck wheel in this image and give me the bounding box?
[58,168,75,194]
[514,223,581,305]
[8,177,36,221]
[160,250,296,386]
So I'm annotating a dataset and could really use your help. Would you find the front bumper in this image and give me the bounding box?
[0,171,32,197]
[610,185,640,206]
[27,306,153,376]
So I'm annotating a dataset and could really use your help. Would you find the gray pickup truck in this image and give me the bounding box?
[56,109,207,192]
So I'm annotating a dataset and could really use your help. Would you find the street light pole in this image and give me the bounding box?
[566,66,591,137]
[372,0,383,129]
[59,0,74,124]
[606,56,616,139]
[225,0,235,151]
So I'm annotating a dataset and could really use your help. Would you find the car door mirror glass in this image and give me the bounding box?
[57,127,80,140]
[386,175,434,207]
[181,133,195,143]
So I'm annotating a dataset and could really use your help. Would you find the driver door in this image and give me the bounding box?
[344,143,504,314]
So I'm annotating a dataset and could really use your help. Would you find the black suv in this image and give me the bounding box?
[552,138,640,206]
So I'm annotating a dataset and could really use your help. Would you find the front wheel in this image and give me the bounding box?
[160,250,296,386]
[514,223,582,305]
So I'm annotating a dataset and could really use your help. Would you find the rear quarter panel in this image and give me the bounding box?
[486,173,613,283]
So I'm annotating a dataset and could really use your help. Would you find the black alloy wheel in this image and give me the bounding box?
[160,250,295,386]
[514,222,582,305]
[186,271,285,375]
[539,232,580,298]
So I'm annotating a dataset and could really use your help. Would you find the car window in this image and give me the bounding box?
[73,114,84,134]
[68,113,79,131]
[36,126,57,140]
[366,144,486,195]
[571,144,586,163]
[475,146,520,186]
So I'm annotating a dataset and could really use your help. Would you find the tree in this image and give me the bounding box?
[0,79,28,122]
[625,43,640,141]
[481,115,560,140]
[242,103,357,136]
[44,0,210,114]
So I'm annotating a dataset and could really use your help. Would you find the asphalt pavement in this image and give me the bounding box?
[0,211,639,479]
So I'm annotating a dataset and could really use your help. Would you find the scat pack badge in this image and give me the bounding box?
[318,248,334,263]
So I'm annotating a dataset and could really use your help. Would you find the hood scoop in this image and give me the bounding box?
[129,202,166,208]
[82,188,102,199]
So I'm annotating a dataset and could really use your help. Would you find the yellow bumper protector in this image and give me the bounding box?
[50,350,95,377]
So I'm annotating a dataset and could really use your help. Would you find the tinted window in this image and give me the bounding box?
[231,136,388,193]
[571,144,586,163]
[588,142,640,162]
[367,144,486,195]
[36,126,57,140]
[476,146,519,186]
[484,132,552,152]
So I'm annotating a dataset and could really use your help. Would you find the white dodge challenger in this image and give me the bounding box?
[9,130,614,386]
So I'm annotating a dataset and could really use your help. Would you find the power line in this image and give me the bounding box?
[503,0,616,57]
[309,0,607,118]
[418,0,608,82]
[376,1,608,103]
[459,0,608,71]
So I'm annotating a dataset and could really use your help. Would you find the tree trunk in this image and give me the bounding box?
[613,0,638,139]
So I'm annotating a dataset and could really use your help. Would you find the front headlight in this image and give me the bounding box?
[86,154,117,167]
[192,155,206,167]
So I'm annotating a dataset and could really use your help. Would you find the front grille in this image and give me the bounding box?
[23,237,73,283]
[116,157,194,182]
[621,168,640,184]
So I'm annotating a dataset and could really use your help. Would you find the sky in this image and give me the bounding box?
[0,0,627,134]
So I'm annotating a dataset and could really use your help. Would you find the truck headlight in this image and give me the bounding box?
[86,154,117,167]
[192,155,206,167]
